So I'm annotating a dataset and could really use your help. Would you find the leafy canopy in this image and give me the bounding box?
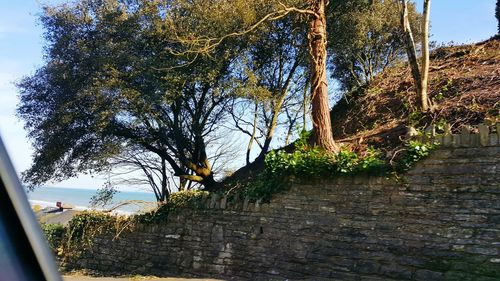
[327,0,420,92]
[17,0,245,189]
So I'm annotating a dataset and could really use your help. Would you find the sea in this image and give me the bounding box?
[27,186,157,214]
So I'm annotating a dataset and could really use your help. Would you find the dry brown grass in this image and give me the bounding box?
[331,38,500,154]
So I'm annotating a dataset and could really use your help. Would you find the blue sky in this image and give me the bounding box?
[0,0,497,190]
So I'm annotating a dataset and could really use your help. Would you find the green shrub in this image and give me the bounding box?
[240,145,388,201]
[232,132,437,202]
[66,211,116,244]
[408,111,424,126]
[396,140,437,172]
[266,146,387,179]
[265,149,336,177]
[135,190,208,223]
[335,149,359,173]
[357,147,387,174]
[239,172,286,202]
[58,211,132,262]
[41,223,66,252]
[294,129,311,151]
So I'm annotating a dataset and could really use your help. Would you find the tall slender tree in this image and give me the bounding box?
[400,0,431,111]
[420,0,431,111]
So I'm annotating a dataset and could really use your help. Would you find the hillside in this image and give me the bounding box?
[227,38,499,182]
[332,38,500,153]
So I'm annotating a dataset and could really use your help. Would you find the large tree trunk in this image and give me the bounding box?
[309,0,338,152]
[200,173,220,192]
[420,0,431,111]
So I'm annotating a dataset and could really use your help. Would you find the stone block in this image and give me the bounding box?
[497,123,500,143]
[470,134,480,147]
[415,269,444,281]
[449,134,460,147]
[490,134,499,146]
[379,264,413,279]
[220,196,227,209]
[355,260,380,274]
[478,124,489,146]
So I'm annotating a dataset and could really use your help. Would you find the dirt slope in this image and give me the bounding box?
[331,38,500,152]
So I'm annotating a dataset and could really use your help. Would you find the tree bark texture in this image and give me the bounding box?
[246,102,258,165]
[420,0,431,111]
[309,0,338,152]
[400,0,423,108]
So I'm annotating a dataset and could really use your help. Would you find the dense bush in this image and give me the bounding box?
[59,211,132,262]
[41,223,66,253]
[239,137,437,201]
[66,211,117,245]
[266,146,387,178]
[396,141,437,172]
[239,145,388,201]
[135,190,208,223]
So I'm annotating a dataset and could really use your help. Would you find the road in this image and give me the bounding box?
[64,275,222,281]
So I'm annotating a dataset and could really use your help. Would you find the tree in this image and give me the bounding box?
[106,146,176,202]
[327,0,417,92]
[400,0,431,112]
[17,0,243,192]
[167,0,339,152]
[308,0,339,152]
[420,0,431,111]
[230,16,309,164]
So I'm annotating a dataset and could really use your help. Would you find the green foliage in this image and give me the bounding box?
[327,0,421,91]
[52,211,131,262]
[358,147,387,174]
[17,0,244,190]
[266,146,387,178]
[434,92,445,101]
[241,145,388,201]
[335,150,359,173]
[266,149,335,177]
[238,173,285,202]
[434,118,448,133]
[240,137,439,201]
[440,78,454,93]
[135,190,208,224]
[66,211,117,246]
[41,223,66,252]
[408,111,425,126]
[295,130,312,151]
[396,141,437,172]
[89,181,117,208]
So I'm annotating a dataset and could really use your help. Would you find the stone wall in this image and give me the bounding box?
[70,133,500,280]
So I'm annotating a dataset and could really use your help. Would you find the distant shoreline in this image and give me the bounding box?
[27,186,156,214]
[30,199,135,215]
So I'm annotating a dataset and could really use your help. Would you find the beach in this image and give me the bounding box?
[28,186,158,224]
